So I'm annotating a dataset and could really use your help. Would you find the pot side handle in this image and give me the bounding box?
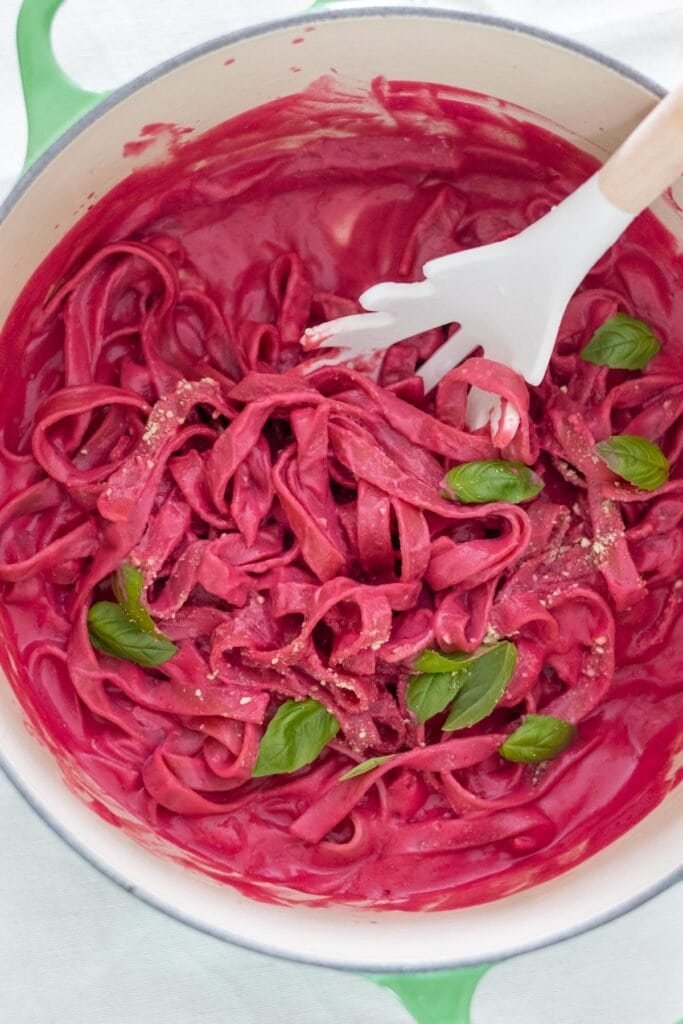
[17,0,109,169]
[365,966,492,1024]
[16,0,357,168]
[308,0,357,9]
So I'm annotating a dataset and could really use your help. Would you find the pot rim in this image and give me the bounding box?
[0,3,679,973]
[0,3,667,225]
[1,748,680,973]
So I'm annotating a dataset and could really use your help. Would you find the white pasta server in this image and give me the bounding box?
[302,82,683,433]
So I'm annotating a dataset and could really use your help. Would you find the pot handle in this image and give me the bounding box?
[308,0,356,9]
[16,0,109,168]
[16,0,355,168]
[365,965,492,1024]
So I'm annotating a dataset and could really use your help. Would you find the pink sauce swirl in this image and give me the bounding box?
[0,78,681,909]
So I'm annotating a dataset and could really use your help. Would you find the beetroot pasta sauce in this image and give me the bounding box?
[0,79,681,910]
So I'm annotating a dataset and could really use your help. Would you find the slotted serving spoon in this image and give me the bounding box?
[303,82,683,430]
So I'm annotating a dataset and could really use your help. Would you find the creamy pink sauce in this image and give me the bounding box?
[0,78,681,910]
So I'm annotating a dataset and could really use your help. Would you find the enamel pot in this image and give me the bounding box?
[0,3,681,1022]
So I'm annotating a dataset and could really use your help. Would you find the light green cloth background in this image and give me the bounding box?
[0,2,681,1022]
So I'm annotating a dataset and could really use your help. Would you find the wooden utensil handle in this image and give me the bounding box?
[599,82,683,214]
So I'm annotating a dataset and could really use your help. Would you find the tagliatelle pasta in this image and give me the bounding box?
[0,78,681,909]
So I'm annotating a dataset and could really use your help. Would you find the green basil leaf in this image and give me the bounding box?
[580,313,660,369]
[87,602,178,667]
[499,714,577,763]
[339,755,392,781]
[594,434,669,491]
[112,563,156,633]
[252,698,340,778]
[442,460,543,505]
[443,641,517,731]
[413,649,472,673]
[407,672,466,725]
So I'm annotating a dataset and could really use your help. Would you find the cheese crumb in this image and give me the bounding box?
[483,623,500,644]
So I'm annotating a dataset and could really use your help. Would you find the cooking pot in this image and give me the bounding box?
[0,2,681,1021]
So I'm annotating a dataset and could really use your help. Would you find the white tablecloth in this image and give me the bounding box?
[0,2,681,1022]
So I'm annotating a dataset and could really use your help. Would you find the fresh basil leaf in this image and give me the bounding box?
[112,563,156,633]
[442,460,543,505]
[407,672,466,725]
[594,434,669,491]
[339,755,392,781]
[443,641,517,731]
[580,313,660,369]
[252,698,340,778]
[87,602,178,667]
[499,714,577,763]
[413,649,472,673]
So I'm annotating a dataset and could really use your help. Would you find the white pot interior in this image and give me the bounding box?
[0,8,681,970]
